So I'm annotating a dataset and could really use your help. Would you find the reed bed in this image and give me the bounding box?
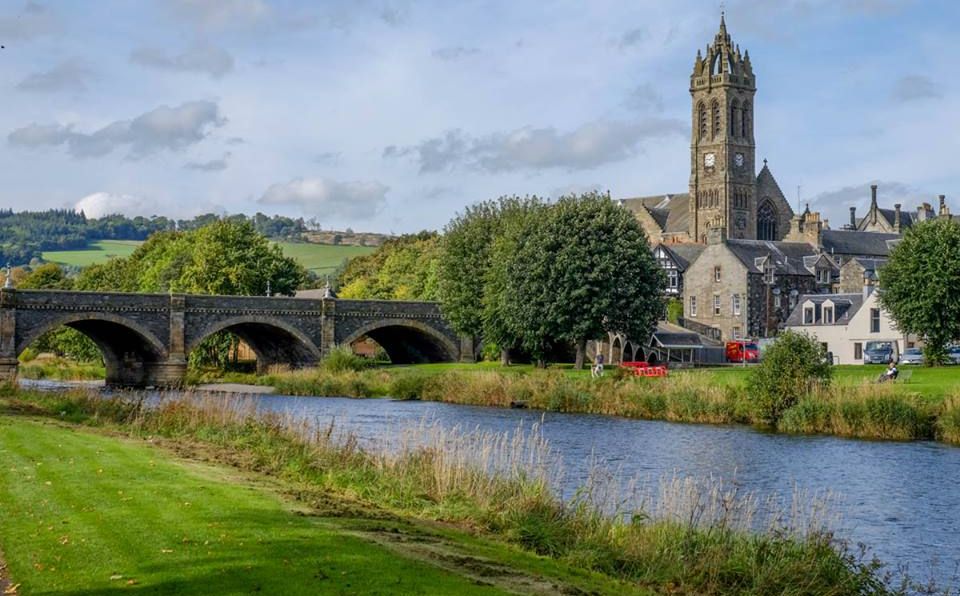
[208,365,960,445]
[1,387,900,594]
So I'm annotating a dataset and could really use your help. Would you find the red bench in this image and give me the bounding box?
[620,361,668,377]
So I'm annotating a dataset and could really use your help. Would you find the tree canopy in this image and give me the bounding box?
[878,218,960,364]
[336,232,440,301]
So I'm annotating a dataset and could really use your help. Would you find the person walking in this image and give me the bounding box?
[592,352,605,378]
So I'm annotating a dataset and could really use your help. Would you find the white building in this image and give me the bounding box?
[783,287,910,364]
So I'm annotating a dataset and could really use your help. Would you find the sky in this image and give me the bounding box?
[0,0,957,233]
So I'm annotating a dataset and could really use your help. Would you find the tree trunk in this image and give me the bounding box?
[574,338,587,370]
[500,348,510,367]
[535,358,546,369]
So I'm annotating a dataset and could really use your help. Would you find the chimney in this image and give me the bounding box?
[706,226,727,246]
[849,206,857,229]
[870,184,878,207]
[894,204,902,233]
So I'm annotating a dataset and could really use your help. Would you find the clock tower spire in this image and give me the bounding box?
[688,14,757,242]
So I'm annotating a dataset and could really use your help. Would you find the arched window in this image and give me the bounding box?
[712,100,721,139]
[741,102,750,138]
[698,102,707,141]
[757,199,778,241]
[730,100,740,137]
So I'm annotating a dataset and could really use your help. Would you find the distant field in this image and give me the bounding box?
[42,239,374,274]
[42,240,142,266]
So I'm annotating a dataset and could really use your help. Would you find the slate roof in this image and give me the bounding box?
[877,208,916,230]
[651,322,704,348]
[849,257,887,281]
[723,239,819,275]
[820,230,899,258]
[658,243,705,271]
[784,293,865,327]
[620,194,690,234]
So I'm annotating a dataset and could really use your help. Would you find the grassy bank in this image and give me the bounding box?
[0,388,896,595]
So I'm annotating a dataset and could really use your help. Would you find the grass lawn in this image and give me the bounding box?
[42,239,373,275]
[41,240,142,267]
[0,416,630,595]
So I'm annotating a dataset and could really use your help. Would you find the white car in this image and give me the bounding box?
[899,348,924,365]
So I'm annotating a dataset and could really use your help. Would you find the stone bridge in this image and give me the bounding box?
[0,289,473,387]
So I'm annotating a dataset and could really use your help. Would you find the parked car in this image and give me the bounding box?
[948,346,960,365]
[726,341,759,363]
[900,347,924,365]
[863,341,896,364]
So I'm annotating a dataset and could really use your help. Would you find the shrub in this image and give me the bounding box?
[321,346,374,373]
[748,331,832,424]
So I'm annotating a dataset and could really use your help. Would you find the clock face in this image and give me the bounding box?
[704,153,716,168]
[735,153,744,168]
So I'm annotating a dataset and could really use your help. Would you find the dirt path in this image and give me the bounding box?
[0,548,17,595]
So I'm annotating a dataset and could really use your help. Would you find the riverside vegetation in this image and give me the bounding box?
[0,386,905,595]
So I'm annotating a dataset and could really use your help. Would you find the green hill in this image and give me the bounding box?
[42,240,374,275]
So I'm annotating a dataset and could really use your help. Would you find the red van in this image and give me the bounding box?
[726,341,759,363]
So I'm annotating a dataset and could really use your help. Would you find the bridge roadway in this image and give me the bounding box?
[0,289,473,387]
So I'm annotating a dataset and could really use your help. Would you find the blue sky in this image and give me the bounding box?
[0,0,956,233]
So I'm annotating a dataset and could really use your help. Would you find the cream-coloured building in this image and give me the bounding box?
[783,288,909,364]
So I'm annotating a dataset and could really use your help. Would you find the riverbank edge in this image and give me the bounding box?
[0,387,896,595]
[240,367,960,446]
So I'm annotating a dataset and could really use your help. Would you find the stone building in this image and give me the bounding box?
[653,243,704,298]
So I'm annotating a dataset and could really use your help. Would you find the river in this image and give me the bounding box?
[24,381,960,587]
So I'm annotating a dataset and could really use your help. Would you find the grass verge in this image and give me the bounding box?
[0,387,900,595]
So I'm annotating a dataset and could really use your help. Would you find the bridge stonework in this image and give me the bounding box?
[0,289,473,387]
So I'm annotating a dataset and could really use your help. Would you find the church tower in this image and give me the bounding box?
[688,14,757,242]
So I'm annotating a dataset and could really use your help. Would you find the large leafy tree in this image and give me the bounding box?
[438,196,544,364]
[878,218,960,365]
[497,192,665,368]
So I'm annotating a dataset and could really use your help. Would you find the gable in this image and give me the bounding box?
[756,165,795,241]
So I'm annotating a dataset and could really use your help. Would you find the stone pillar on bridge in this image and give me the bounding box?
[143,294,188,387]
[320,297,336,357]
[0,288,17,383]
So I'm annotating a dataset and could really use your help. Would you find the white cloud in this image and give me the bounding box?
[17,59,93,93]
[8,100,226,159]
[385,118,684,173]
[131,44,234,78]
[74,192,152,218]
[184,153,230,171]
[166,0,269,28]
[0,2,59,41]
[259,177,388,219]
[891,75,941,102]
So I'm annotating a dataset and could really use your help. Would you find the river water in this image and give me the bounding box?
[24,381,960,586]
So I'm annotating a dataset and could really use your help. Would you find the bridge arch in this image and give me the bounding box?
[188,315,322,373]
[341,319,458,364]
[17,312,168,386]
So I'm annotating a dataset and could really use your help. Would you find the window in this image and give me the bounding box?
[689,296,698,317]
[712,100,721,139]
[823,306,834,324]
[730,100,740,137]
[803,307,814,325]
[774,294,781,308]
[763,265,775,284]
[714,266,721,282]
[732,294,741,316]
[870,308,880,333]
[713,295,721,316]
[698,102,707,141]
[818,269,831,284]
[757,200,778,241]
[741,103,750,138]
[854,342,863,360]
[732,326,741,339]
[667,269,679,289]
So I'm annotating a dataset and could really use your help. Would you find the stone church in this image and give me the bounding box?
[621,15,794,245]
